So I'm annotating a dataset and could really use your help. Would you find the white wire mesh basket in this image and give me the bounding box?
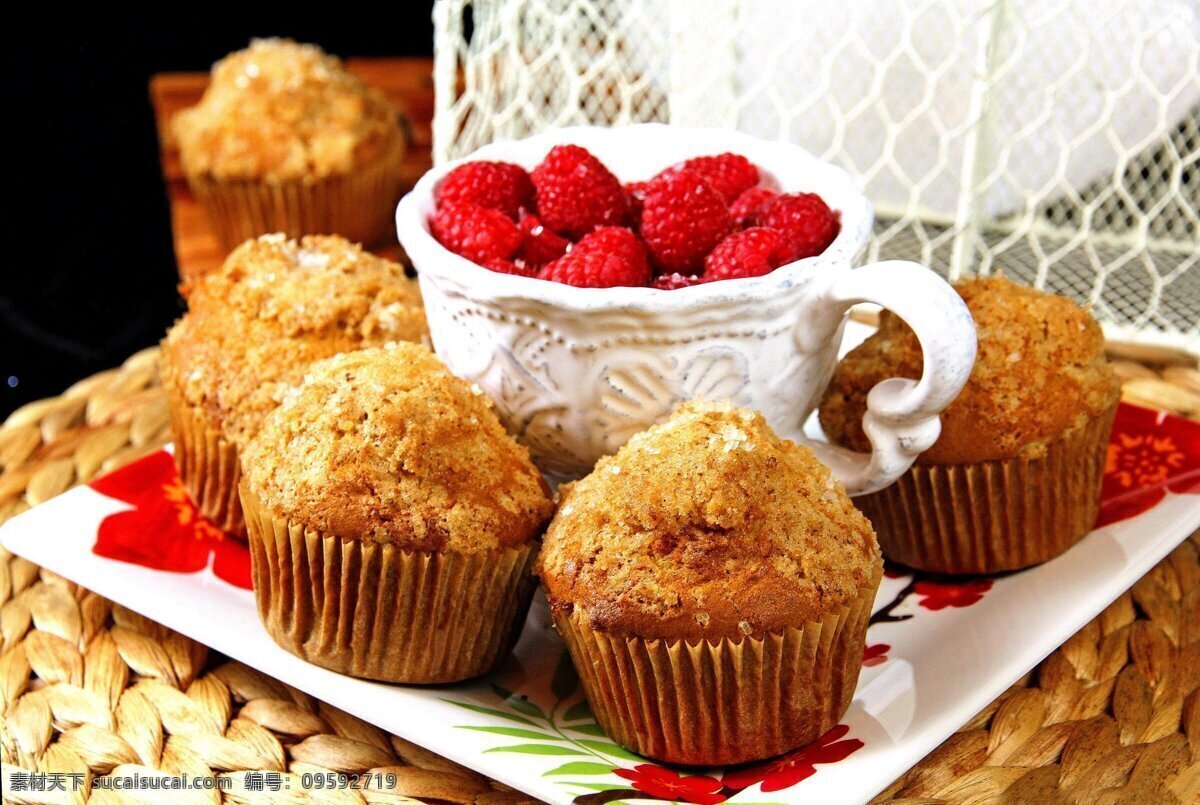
[433,0,1200,350]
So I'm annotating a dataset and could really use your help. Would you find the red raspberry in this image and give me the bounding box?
[540,230,652,288]
[651,272,708,290]
[677,153,760,204]
[541,251,649,288]
[516,214,570,267]
[574,227,650,277]
[729,187,778,229]
[704,227,786,280]
[639,169,733,273]
[531,145,629,238]
[436,161,534,219]
[482,258,538,277]
[760,193,840,263]
[430,202,521,264]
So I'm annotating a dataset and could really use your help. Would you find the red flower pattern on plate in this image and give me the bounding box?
[721,724,864,793]
[613,765,726,805]
[913,579,993,611]
[862,643,890,667]
[1096,404,1200,527]
[89,450,252,589]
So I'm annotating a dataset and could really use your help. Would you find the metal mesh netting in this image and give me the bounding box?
[433,0,1200,348]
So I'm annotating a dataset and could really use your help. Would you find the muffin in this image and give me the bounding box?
[173,39,406,251]
[239,343,554,683]
[539,401,882,765]
[820,276,1120,574]
[160,234,427,537]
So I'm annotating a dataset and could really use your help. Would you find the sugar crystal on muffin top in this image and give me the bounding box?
[241,343,553,553]
[538,401,881,642]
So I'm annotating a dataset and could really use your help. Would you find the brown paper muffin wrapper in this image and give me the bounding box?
[187,134,406,252]
[162,369,246,539]
[859,402,1118,575]
[554,564,882,766]
[240,485,538,684]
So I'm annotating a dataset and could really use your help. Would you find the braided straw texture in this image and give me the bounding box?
[1,345,1199,803]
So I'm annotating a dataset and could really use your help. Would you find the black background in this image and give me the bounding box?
[1,15,435,417]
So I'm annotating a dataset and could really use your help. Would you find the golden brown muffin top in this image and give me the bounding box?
[538,401,881,642]
[241,343,554,552]
[819,276,1120,464]
[161,234,427,447]
[172,39,400,181]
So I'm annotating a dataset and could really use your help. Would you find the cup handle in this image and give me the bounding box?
[798,261,977,496]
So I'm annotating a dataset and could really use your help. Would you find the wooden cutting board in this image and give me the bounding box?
[150,57,436,285]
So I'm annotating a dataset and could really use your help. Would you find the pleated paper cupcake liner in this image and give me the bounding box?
[859,403,1118,575]
[240,485,538,684]
[187,135,406,252]
[162,369,246,539]
[554,563,882,766]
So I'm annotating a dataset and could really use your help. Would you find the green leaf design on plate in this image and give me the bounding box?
[543,761,617,777]
[551,651,580,701]
[565,722,608,737]
[441,700,539,727]
[576,740,643,761]
[562,700,594,722]
[567,783,635,792]
[457,726,563,741]
[483,744,586,756]
[489,684,547,720]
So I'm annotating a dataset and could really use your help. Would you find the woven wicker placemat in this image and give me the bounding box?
[1,347,1198,804]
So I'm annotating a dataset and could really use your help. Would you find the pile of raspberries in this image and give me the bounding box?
[429,145,839,289]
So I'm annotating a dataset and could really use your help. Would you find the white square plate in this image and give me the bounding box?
[4,315,1198,804]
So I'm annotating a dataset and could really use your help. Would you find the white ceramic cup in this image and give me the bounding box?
[397,124,976,493]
